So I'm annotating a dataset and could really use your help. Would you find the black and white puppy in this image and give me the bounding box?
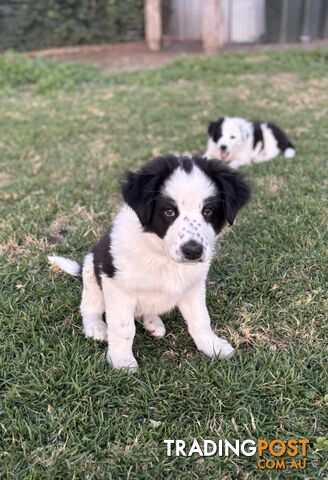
[49,155,250,370]
[205,116,296,168]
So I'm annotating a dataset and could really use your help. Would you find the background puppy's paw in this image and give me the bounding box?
[284,147,296,158]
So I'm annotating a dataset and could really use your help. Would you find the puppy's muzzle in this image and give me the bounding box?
[181,240,203,261]
[220,144,229,160]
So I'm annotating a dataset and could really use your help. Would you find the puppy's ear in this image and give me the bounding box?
[218,167,251,225]
[208,121,216,137]
[196,158,251,226]
[121,171,153,225]
[208,118,223,143]
[121,156,178,226]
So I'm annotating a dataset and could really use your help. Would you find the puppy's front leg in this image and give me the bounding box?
[228,158,248,169]
[102,278,138,371]
[178,281,234,359]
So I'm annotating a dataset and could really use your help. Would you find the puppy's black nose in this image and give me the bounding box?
[220,144,227,151]
[181,240,203,261]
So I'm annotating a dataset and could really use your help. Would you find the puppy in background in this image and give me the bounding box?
[205,116,295,169]
[49,155,250,370]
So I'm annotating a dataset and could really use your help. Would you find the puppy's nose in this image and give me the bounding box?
[181,240,203,261]
[220,144,227,151]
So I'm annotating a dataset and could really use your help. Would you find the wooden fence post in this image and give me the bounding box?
[202,0,224,54]
[145,0,162,51]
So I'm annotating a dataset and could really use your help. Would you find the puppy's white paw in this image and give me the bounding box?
[107,350,138,371]
[195,334,234,359]
[83,320,108,343]
[142,315,166,338]
[284,148,296,159]
[227,160,243,169]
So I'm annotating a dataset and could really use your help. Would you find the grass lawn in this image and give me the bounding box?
[0,49,327,479]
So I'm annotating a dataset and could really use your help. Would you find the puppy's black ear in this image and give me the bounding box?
[121,155,179,226]
[218,167,251,225]
[195,157,251,226]
[121,170,153,225]
[208,118,224,143]
[208,121,216,137]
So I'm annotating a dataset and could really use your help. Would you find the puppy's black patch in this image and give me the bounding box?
[252,121,264,150]
[208,118,224,143]
[267,122,294,152]
[92,230,116,286]
[201,195,226,233]
[122,155,192,229]
[181,156,193,173]
[145,195,179,238]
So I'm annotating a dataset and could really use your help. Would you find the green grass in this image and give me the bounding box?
[0,49,327,479]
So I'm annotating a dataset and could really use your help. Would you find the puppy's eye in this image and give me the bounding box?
[164,208,176,218]
[230,135,235,139]
[203,207,213,217]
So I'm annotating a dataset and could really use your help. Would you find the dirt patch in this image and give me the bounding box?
[45,207,107,247]
[237,74,300,109]
[287,88,328,111]
[236,85,252,102]
[85,106,106,117]
[46,213,72,245]
[253,98,280,109]
[256,175,285,194]
[244,54,270,64]
[307,77,328,88]
[0,172,13,188]
[271,73,300,91]
[29,41,204,74]
[0,235,49,261]
[26,39,328,74]
[4,111,24,121]
[293,125,311,138]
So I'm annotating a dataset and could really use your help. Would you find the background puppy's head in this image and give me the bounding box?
[208,117,252,161]
[122,155,250,263]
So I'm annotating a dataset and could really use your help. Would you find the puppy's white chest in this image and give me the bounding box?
[118,262,206,317]
[135,289,182,316]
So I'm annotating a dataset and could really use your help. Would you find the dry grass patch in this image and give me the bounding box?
[0,172,13,188]
[255,175,285,195]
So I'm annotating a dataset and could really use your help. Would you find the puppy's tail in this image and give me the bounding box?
[48,255,82,277]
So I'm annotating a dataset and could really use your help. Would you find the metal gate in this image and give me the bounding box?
[167,0,328,43]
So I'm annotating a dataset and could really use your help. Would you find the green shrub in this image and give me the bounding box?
[0,0,144,52]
